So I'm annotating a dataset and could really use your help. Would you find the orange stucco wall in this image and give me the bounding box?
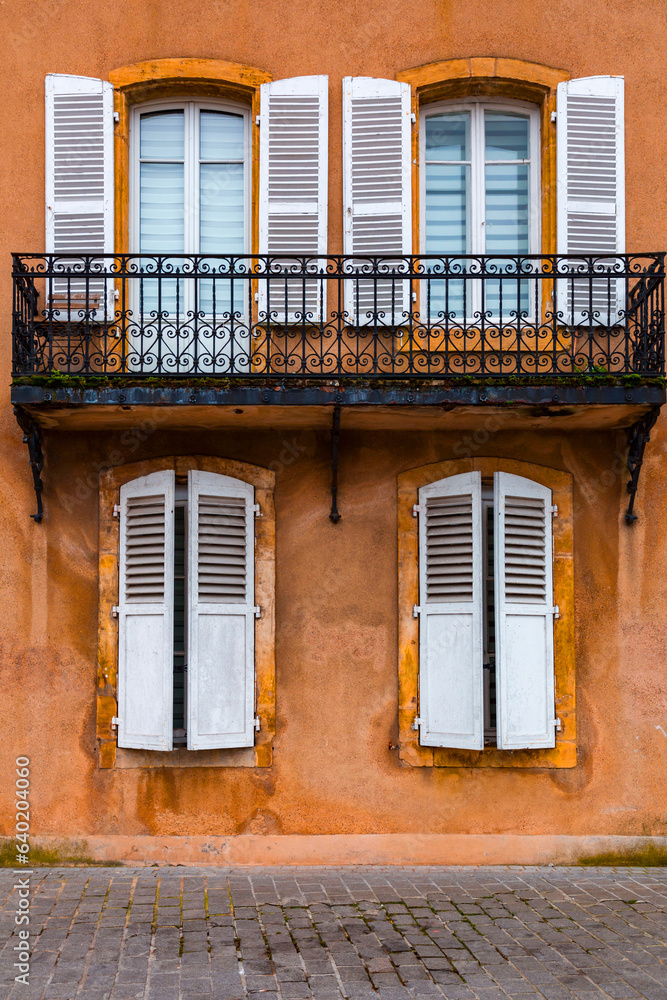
[1,0,667,863]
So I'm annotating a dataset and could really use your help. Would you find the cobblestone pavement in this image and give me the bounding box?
[1,867,666,1000]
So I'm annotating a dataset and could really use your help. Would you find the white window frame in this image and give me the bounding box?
[419,97,541,258]
[129,97,252,263]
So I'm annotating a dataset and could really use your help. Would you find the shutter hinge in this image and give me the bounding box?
[410,112,416,124]
[412,290,417,302]
[254,606,262,618]
[112,606,120,617]
[113,504,121,517]
[111,716,120,729]
[114,288,120,301]
[254,715,261,731]
[553,605,560,619]
[550,110,557,123]
[253,503,262,517]
[550,504,558,516]
[552,717,562,731]
[412,503,423,517]
[412,716,424,731]
[413,605,421,618]
[255,115,261,126]
[113,111,120,124]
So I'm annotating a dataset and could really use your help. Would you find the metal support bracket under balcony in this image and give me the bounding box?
[625,406,661,524]
[330,404,341,524]
[13,405,44,523]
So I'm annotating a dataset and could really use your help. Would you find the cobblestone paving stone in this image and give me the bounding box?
[0,867,666,1000]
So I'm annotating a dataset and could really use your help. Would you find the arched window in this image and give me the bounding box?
[130,99,251,260]
[420,98,540,258]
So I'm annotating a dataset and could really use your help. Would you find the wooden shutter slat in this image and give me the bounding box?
[494,472,556,750]
[556,76,625,321]
[187,471,256,750]
[417,473,484,750]
[259,76,328,320]
[45,74,114,309]
[117,471,175,751]
[342,77,412,321]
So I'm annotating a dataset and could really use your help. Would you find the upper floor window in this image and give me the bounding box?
[420,99,540,258]
[131,100,251,259]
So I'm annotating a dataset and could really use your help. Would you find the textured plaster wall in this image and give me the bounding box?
[2,426,667,847]
[1,0,667,853]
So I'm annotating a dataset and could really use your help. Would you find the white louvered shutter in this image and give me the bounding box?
[417,472,484,749]
[117,471,175,751]
[342,77,412,322]
[494,472,556,749]
[556,76,625,322]
[187,471,255,750]
[45,74,114,311]
[259,76,328,321]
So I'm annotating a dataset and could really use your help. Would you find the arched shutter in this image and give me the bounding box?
[117,470,175,750]
[187,471,256,750]
[45,74,114,310]
[342,77,412,322]
[416,472,484,749]
[258,75,328,320]
[494,472,556,749]
[556,76,625,322]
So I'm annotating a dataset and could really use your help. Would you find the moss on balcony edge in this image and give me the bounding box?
[11,373,666,391]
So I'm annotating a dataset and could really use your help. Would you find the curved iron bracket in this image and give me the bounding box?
[13,406,44,523]
[329,404,341,524]
[625,406,661,524]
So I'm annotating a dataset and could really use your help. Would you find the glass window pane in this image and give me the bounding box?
[484,163,529,253]
[485,113,529,161]
[425,163,469,253]
[200,111,244,161]
[200,163,244,253]
[140,162,185,252]
[199,162,245,315]
[140,110,184,160]
[425,113,470,161]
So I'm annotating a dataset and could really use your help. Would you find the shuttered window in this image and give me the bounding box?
[415,472,557,751]
[116,470,257,752]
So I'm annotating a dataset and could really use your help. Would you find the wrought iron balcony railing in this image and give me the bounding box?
[12,253,665,379]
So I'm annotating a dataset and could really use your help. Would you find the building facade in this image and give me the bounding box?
[2,0,667,865]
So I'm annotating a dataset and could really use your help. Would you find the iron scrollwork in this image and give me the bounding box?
[625,406,661,524]
[13,406,44,523]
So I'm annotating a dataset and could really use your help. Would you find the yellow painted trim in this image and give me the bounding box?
[397,457,576,768]
[397,57,570,257]
[397,56,569,92]
[97,455,276,769]
[109,58,272,90]
[110,58,271,255]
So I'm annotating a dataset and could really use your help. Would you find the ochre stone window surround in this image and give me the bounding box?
[398,457,575,768]
[396,58,571,256]
[109,59,272,255]
[97,455,276,770]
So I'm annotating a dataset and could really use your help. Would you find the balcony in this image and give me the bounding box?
[11,252,665,413]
